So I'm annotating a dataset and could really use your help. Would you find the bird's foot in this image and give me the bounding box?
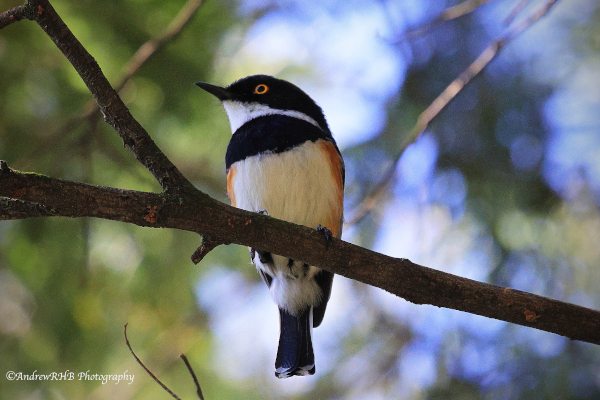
[316,224,333,249]
[252,210,273,264]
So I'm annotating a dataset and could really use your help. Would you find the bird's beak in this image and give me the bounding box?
[195,81,233,101]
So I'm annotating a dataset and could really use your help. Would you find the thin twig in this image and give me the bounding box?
[504,0,531,26]
[502,0,558,41]
[191,235,223,264]
[124,323,182,400]
[0,4,30,29]
[180,354,205,400]
[396,0,490,42]
[115,0,203,92]
[346,0,560,226]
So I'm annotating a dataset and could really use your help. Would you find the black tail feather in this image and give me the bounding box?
[275,307,315,378]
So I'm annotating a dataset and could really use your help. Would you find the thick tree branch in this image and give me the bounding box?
[18,0,205,169]
[24,0,194,194]
[2,164,599,345]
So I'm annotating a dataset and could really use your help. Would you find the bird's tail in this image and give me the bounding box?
[275,307,315,378]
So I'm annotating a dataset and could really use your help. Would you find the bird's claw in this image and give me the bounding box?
[316,224,333,249]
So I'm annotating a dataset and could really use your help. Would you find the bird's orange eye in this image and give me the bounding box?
[254,84,269,95]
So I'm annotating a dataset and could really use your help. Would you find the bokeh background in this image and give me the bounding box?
[1,0,600,398]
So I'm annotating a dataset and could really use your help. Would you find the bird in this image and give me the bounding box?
[196,75,344,378]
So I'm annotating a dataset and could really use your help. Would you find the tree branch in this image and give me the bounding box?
[124,324,181,400]
[0,4,30,29]
[17,0,205,169]
[395,0,490,42]
[347,0,560,225]
[504,0,531,26]
[0,197,56,219]
[180,354,205,400]
[2,164,599,345]
[24,0,194,194]
[115,0,204,93]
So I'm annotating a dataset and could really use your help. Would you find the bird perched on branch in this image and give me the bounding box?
[196,75,344,378]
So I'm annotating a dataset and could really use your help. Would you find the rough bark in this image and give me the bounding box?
[1,165,599,345]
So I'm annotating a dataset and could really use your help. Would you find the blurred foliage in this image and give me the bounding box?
[1,0,600,399]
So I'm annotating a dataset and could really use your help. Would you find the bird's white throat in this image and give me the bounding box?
[222,100,321,133]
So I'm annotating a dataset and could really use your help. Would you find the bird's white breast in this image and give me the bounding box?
[231,140,339,231]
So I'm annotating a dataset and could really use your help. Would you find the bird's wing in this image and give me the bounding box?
[313,140,345,327]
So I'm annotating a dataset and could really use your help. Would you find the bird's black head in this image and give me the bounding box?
[196,75,330,134]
